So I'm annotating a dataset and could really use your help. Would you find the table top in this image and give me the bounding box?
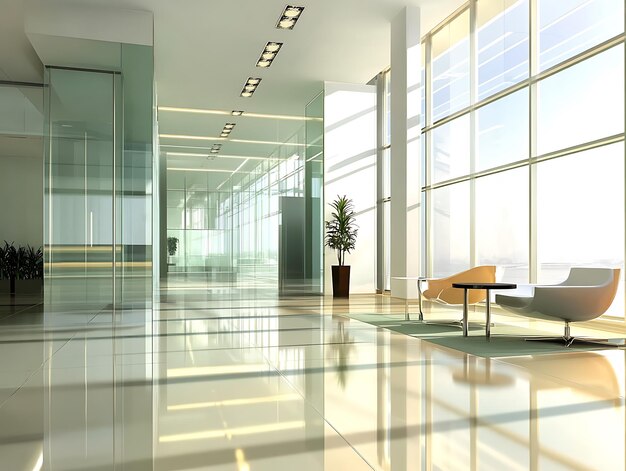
[452,282,517,290]
[392,276,429,280]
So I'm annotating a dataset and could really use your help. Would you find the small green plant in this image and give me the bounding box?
[1,242,19,294]
[20,245,43,280]
[167,237,179,257]
[324,195,358,266]
[0,242,44,290]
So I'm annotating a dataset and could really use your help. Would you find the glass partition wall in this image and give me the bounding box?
[165,106,324,294]
[421,0,625,316]
[44,44,154,307]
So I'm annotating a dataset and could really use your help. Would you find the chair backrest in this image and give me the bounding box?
[533,268,620,321]
[430,265,496,305]
[559,267,619,287]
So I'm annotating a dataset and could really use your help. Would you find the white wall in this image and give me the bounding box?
[324,82,377,294]
[0,150,43,248]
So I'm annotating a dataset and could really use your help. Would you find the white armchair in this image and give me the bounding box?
[495,267,620,346]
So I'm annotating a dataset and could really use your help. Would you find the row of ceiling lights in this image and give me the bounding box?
[239,5,304,99]
[206,6,305,157]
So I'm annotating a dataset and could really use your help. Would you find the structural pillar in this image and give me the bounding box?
[390,6,421,299]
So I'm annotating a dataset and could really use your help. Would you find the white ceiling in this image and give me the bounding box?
[1,0,465,187]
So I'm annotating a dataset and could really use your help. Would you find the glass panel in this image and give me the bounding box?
[166,190,184,230]
[45,68,115,306]
[431,181,470,277]
[382,148,391,199]
[475,167,529,283]
[537,45,624,155]
[431,9,471,121]
[430,114,470,184]
[538,0,624,71]
[477,0,530,100]
[537,143,624,316]
[120,44,153,301]
[186,190,209,230]
[476,88,529,172]
[303,93,325,294]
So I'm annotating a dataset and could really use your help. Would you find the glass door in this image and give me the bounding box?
[45,67,117,306]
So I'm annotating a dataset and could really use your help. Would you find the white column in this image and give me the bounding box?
[390,6,421,299]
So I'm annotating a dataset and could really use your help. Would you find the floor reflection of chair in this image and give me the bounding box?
[452,356,514,387]
[507,352,622,470]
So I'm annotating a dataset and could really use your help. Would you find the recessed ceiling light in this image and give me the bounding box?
[240,78,262,98]
[284,6,302,18]
[278,18,295,28]
[219,123,236,139]
[256,42,283,68]
[266,42,281,52]
[276,6,304,30]
[231,110,244,116]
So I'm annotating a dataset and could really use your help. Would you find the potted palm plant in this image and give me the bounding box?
[325,195,358,298]
[167,237,179,266]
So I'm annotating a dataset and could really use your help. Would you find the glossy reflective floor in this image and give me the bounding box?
[1,286,625,470]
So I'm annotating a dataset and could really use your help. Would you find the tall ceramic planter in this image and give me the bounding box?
[332,265,351,298]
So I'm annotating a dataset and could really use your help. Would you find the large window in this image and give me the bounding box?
[422,1,625,316]
[431,9,471,122]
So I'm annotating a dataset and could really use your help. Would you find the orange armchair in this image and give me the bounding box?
[423,266,496,306]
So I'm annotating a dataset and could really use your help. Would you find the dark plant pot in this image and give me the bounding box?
[17,279,43,295]
[332,265,351,298]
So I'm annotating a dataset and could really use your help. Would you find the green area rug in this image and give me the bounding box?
[347,313,617,358]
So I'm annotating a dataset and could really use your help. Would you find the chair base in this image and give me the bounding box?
[525,336,619,348]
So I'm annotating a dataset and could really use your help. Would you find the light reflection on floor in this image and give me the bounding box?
[0,288,624,470]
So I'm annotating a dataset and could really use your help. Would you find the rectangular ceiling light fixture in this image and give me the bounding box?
[210,143,222,154]
[231,110,244,116]
[220,123,236,138]
[256,42,283,68]
[241,77,262,98]
[276,5,304,30]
